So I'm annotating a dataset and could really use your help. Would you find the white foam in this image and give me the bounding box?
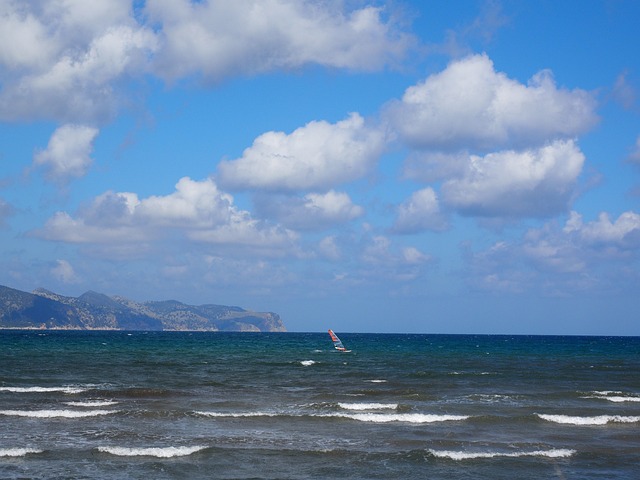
[98,446,206,458]
[0,386,85,394]
[0,448,43,457]
[583,391,640,403]
[0,409,118,418]
[64,400,119,407]
[338,413,469,423]
[338,402,398,411]
[537,414,640,425]
[428,448,576,460]
[196,411,278,418]
[366,379,387,383]
[196,410,468,424]
[300,360,316,366]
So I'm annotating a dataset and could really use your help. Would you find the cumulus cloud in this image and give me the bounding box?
[628,136,640,164]
[0,198,15,227]
[34,177,297,256]
[218,113,385,192]
[146,0,413,81]
[385,54,598,151]
[0,1,157,123]
[51,259,79,284]
[564,210,640,250]
[441,140,585,218]
[256,190,364,231]
[33,124,99,182]
[393,187,448,233]
[360,235,431,282]
[465,210,640,295]
[318,235,341,261]
[1,1,409,123]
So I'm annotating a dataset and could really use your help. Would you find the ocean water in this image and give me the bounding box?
[0,331,639,479]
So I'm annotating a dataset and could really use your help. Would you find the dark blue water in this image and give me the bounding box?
[1,331,639,479]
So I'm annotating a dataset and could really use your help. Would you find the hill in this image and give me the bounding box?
[0,285,286,332]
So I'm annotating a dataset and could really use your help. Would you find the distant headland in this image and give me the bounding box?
[0,284,286,332]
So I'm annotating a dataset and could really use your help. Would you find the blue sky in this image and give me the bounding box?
[1,0,639,335]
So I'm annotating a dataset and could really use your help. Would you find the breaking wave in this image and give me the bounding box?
[338,402,398,410]
[428,448,576,460]
[0,409,118,418]
[537,414,640,425]
[0,448,43,457]
[64,400,118,407]
[97,446,207,458]
[195,410,469,423]
[583,391,640,403]
[0,386,85,394]
[337,413,469,423]
[300,360,316,366]
[196,411,279,418]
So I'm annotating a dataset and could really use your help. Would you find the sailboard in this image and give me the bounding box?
[328,329,351,352]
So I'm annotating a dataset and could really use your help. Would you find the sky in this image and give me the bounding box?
[1,0,639,335]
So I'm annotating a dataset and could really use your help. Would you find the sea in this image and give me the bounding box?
[0,331,638,479]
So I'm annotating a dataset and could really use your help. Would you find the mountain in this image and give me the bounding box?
[0,285,286,332]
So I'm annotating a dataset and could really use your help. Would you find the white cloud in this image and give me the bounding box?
[628,136,640,164]
[0,1,157,123]
[360,235,431,282]
[318,235,341,261]
[51,259,79,284]
[385,54,598,151]
[35,177,298,256]
[0,198,15,227]
[256,190,364,230]
[565,211,640,250]
[146,0,413,81]
[136,177,235,228]
[465,210,640,295]
[218,113,385,191]
[393,187,448,233]
[33,124,99,182]
[441,140,585,218]
[0,1,412,123]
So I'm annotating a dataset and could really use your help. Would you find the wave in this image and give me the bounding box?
[366,379,387,383]
[0,386,85,394]
[300,360,316,366]
[0,448,43,457]
[537,414,640,425]
[583,391,640,403]
[428,448,575,460]
[337,413,469,423]
[338,402,398,411]
[97,446,207,458]
[0,409,118,418]
[195,410,469,424]
[64,400,119,407]
[196,411,279,418]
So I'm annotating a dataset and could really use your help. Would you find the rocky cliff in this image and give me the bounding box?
[0,285,286,332]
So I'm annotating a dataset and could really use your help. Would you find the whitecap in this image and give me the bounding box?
[0,386,85,394]
[366,379,387,383]
[583,391,640,403]
[0,448,43,457]
[428,448,575,460]
[64,400,118,407]
[300,360,316,366]
[537,414,640,425]
[336,413,469,423]
[0,409,118,418]
[338,402,398,411]
[196,411,278,418]
[98,446,206,458]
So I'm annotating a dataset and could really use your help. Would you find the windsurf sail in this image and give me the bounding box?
[328,329,347,351]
